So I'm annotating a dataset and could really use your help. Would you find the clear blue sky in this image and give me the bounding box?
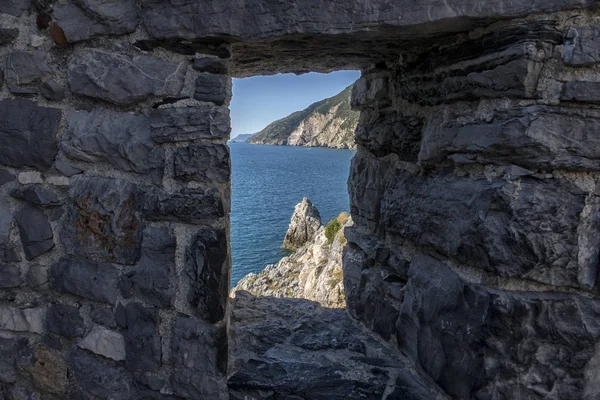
[230,70,361,138]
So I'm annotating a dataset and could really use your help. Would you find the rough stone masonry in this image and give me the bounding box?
[1,0,600,399]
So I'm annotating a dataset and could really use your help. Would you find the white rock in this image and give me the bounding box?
[45,176,70,186]
[0,306,45,333]
[78,325,126,361]
[30,35,46,48]
[282,197,322,250]
[18,171,43,184]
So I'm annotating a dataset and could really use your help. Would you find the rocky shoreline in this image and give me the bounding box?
[233,198,349,308]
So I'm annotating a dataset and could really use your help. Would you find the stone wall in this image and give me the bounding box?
[0,1,231,398]
[2,0,600,399]
[346,10,600,400]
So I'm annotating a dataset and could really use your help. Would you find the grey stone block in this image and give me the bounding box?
[419,105,600,171]
[0,170,15,186]
[185,228,228,323]
[192,56,229,74]
[173,143,230,184]
[62,109,164,184]
[61,176,143,265]
[4,50,51,86]
[11,185,61,207]
[150,105,230,143]
[15,204,54,260]
[120,227,175,308]
[47,304,84,338]
[350,156,588,289]
[561,81,600,103]
[69,348,136,400]
[40,80,65,102]
[170,316,227,399]
[125,303,161,373]
[68,50,186,105]
[90,306,117,329]
[0,28,19,46]
[194,73,231,105]
[0,0,32,17]
[51,258,120,304]
[0,306,44,333]
[78,326,126,361]
[0,99,61,171]
[27,265,48,288]
[356,109,423,160]
[0,264,20,289]
[53,0,140,43]
[141,188,226,224]
[564,25,600,66]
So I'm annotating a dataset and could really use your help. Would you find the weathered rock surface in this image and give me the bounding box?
[51,258,120,304]
[564,25,600,66]
[420,105,600,171]
[61,176,143,265]
[68,50,186,105]
[228,291,445,399]
[387,252,600,399]
[150,105,231,143]
[356,109,423,160]
[173,143,230,184]
[19,345,68,396]
[186,228,229,323]
[0,99,61,171]
[349,156,590,289]
[62,109,165,183]
[395,22,559,106]
[15,204,54,260]
[53,0,140,43]
[282,198,322,251]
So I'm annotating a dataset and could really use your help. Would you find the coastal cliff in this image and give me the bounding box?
[248,85,358,149]
[234,199,348,308]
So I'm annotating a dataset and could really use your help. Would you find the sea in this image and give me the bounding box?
[229,143,355,286]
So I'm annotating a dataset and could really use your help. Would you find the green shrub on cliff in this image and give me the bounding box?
[325,218,343,245]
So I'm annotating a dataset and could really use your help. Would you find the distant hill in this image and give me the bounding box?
[248,84,358,150]
[229,133,256,143]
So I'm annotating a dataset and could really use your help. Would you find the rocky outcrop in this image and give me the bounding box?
[235,202,348,308]
[282,197,322,250]
[249,85,359,149]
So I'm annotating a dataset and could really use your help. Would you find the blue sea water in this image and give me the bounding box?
[229,143,355,286]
